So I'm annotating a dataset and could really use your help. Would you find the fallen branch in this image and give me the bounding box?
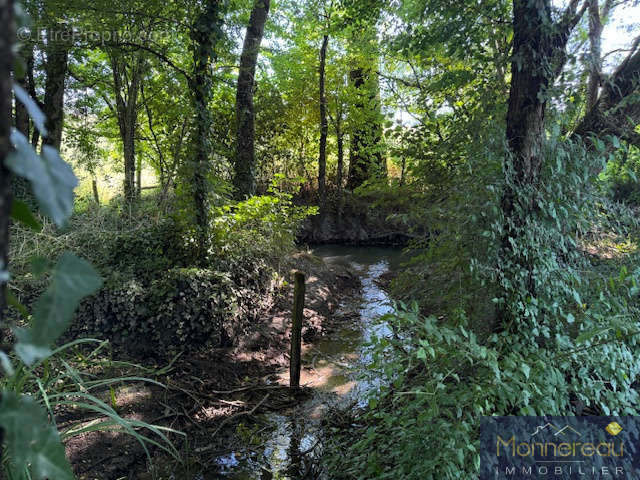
[194,393,272,453]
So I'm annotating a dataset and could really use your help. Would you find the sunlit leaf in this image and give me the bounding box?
[12,83,47,136]
[5,130,77,227]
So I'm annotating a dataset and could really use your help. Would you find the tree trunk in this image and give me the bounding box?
[233,0,270,199]
[189,0,224,260]
[0,0,14,324]
[42,25,71,150]
[505,1,553,188]
[26,52,41,148]
[14,46,30,136]
[347,68,365,189]
[318,34,329,213]
[136,155,142,197]
[111,54,142,202]
[346,66,384,190]
[586,0,603,111]
[574,43,640,148]
[497,0,556,330]
[12,45,34,209]
[92,178,100,204]
[335,114,344,194]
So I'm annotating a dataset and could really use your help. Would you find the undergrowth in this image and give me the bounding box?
[9,178,316,355]
[324,135,640,479]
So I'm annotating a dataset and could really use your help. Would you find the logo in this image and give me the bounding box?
[606,422,623,436]
[530,423,583,437]
[480,416,640,479]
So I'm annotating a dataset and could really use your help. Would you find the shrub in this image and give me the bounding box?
[600,144,640,205]
[326,136,640,479]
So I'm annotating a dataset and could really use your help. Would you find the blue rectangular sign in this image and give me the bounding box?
[480,416,640,479]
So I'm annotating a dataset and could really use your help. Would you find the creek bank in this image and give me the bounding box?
[62,250,361,480]
[299,212,414,246]
[297,194,419,247]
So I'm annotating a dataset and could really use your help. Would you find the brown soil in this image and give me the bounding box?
[62,251,360,480]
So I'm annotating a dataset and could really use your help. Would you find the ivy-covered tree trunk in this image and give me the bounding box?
[189,0,224,260]
[498,0,583,330]
[318,34,329,213]
[504,0,553,195]
[42,25,71,150]
[0,0,14,323]
[497,0,555,330]
[233,0,270,199]
[111,54,143,202]
[346,66,384,190]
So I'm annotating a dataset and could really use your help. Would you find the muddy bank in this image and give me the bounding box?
[297,195,419,247]
[62,250,361,480]
[299,212,413,246]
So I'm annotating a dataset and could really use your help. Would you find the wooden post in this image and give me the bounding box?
[290,271,305,388]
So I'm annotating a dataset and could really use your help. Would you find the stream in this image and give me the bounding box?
[211,246,404,479]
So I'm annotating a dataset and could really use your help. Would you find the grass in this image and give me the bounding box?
[2,338,185,473]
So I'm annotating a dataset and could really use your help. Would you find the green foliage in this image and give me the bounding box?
[11,199,41,232]
[9,195,178,292]
[3,72,179,479]
[0,391,74,480]
[11,176,315,356]
[105,218,195,282]
[327,307,496,479]
[10,0,639,477]
[213,175,318,261]
[327,133,640,478]
[600,145,640,205]
[6,131,77,227]
[329,277,640,478]
[1,339,183,479]
[2,80,89,479]
[15,253,102,365]
[487,137,595,329]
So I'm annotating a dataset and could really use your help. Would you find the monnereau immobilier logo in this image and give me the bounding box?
[480,416,640,479]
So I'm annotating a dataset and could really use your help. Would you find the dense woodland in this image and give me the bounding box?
[1,0,640,478]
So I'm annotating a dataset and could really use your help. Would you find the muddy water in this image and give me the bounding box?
[211,246,404,479]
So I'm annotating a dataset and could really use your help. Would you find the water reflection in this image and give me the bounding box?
[212,246,400,479]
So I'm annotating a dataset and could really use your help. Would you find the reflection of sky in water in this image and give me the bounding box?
[212,247,400,479]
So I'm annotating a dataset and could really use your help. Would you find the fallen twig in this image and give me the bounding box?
[195,393,271,453]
